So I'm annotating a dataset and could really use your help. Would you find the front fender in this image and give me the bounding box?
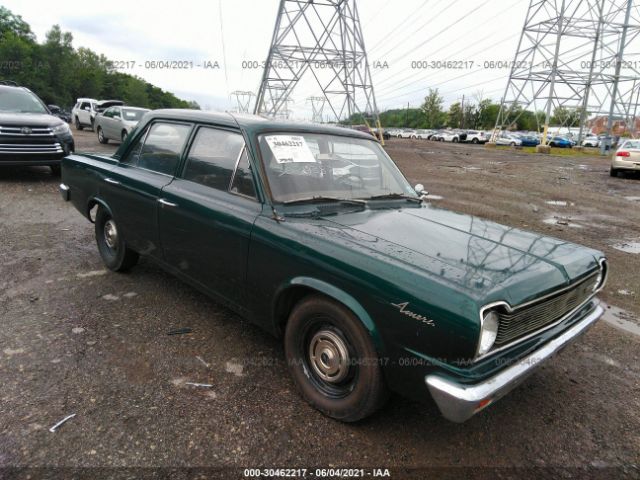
[279,277,385,355]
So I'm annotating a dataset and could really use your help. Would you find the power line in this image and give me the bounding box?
[367,0,433,52]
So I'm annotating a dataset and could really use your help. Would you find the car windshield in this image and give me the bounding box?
[122,108,147,121]
[0,89,48,114]
[258,132,417,204]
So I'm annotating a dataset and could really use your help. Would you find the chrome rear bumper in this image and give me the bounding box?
[426,303,603,423]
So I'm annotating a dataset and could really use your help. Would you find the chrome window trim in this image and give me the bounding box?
[475,258,608,361]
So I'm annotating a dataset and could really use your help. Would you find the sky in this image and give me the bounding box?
[3,0,530,120]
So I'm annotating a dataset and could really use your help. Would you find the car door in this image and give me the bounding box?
[79,101,91,125]
[159,125,261,307]
[108,107,122,139]
[103,107,118,139]
[101,121,192,257]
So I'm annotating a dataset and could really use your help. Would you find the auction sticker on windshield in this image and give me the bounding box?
[265,135,316,163]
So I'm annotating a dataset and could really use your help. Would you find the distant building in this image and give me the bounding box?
[587,116,640,135]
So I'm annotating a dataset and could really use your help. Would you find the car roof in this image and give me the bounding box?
[150,109,376,140]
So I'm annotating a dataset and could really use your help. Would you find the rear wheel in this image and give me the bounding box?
[75,117,83,131]
[121,130,128,143]
[453,137,459,143]
[97,127,108,144]
[95,207,139,272]
[472,138,479,144]
[610,168,619,177]
[284,295,388,422]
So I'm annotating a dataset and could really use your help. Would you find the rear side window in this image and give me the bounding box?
[137,123,191,175]
[183,127,245,191]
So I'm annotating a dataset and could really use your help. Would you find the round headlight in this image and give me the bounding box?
[478,311,499,356]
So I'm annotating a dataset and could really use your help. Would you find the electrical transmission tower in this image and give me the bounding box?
[494,0,640,150]
[307,96,327,123]
[229,91,255,114]
[255,0,382,136]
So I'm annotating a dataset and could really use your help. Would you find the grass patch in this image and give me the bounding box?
[497,146,603,157]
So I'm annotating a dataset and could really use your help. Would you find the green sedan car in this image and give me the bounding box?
[60,110,608,422]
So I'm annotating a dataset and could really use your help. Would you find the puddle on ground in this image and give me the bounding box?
[543,216,583,228]
[601,304,640,337]
[611,241,640,254]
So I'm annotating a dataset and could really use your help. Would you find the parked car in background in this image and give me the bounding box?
[582,135,600,147]
[72,98,124,131]
[0,83,74,174]
[437,130,465,143]
[548,136,573,148]
[415,129,435,140]
[611,139,640,177]
[399,129,417,139]
[464,130,489,144]
[96,106,150,144]
[60,109,608,423]
[515,134,540,147]
[495,132,522,146]
[48,105,71,124]
[385,128,401,138]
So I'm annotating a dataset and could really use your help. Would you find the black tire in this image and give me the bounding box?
[610,168,618,177]
[97,127,108,144]
[50,165,61,176]
[284,295,388,422]
[510,142,516,147]
[472,138,479,144]
[121,130,128,143]
[90,117,95,132]
[75,117,83,131]
[453,137,459,143]
[95,207,139,272]
[549,142,555,147]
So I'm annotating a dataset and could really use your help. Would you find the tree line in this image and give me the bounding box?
[0,7,199,110]
[348,88,583,131]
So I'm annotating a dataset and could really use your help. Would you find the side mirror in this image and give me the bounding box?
[414,184,428,197]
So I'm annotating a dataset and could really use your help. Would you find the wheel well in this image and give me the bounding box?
[274,286,316,336]
[87,198,110,223]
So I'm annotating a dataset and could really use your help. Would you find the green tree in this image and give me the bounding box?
[421,88,445,129]
[447,102,463,128]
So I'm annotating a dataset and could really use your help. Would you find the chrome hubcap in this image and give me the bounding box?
[308,329,350,384]
[103,220,118,249]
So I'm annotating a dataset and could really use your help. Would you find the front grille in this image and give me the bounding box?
[494,270,601,346]
[0,143,63,154]
[0,125,54,137]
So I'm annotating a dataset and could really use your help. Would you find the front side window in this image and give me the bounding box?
[258,133,415,203]
[183,127,245,191]
[230,149,256,198]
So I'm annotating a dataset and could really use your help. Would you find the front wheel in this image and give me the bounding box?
[472,138,479,144]
[284,295,388,422]
[95,207,139,272]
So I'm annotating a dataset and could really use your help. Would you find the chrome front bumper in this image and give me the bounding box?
[426,303,604,423]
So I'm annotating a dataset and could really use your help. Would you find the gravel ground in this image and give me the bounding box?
[0,130,638,479]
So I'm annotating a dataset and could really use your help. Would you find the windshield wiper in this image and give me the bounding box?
[365,193,422,203]
[282,196,366,206]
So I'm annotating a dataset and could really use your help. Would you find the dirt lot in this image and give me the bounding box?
[0,129,638,479]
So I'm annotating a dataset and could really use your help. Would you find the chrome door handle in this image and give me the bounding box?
[158,198,178,208]
[104,177,120,185]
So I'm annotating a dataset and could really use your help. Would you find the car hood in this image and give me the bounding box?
[0,112,61,127]
[313,205,601,307]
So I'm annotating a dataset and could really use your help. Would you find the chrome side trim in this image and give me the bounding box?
[475,258,608,362]
[427,303,603,423]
